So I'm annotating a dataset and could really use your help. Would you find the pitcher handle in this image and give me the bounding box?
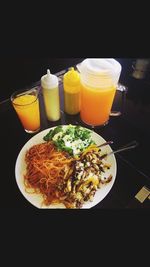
[110,83,128,117]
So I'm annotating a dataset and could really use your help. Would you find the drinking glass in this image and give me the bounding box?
[11,87,41,133]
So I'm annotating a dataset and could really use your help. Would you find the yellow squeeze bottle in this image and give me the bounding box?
[41,69,60,121]
[63,67,81,115]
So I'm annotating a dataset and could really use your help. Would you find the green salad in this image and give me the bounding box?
[43,125,95,156]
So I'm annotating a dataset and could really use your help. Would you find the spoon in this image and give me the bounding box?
[100,140,139,160]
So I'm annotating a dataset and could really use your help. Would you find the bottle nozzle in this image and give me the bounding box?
[47,69,51,76]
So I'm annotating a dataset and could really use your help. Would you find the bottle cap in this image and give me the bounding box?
[64,67,80,86]
[41,69,58,89]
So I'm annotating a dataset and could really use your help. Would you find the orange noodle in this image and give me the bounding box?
[24,141,74,207]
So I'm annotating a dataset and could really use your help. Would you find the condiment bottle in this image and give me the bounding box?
[41,69,60,121]
[63,67,81,115]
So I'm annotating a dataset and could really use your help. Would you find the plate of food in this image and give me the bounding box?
[15,124,117,209]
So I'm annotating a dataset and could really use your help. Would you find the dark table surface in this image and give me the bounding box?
[0,66,150,210]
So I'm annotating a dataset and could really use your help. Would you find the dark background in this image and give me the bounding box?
[0,58,134,101]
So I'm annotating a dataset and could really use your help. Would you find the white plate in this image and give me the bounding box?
[15,125,117,209]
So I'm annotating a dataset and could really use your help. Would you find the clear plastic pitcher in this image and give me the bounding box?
[77,58,122,127]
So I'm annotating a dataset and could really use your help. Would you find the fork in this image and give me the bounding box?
[99,140,139,160]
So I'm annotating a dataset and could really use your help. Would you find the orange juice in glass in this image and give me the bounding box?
[77,59,122,127]
[11,87,41,133]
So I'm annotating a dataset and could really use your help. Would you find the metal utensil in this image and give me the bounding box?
[100,140,139,160]
[98,141,114,148]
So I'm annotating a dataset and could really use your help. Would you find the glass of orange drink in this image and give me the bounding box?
[11,87,41,133]
[77,59,122,127]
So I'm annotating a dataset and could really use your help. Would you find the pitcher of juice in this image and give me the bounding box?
[77,58,122,127]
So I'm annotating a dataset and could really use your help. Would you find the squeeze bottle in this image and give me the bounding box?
[41,69,60,121]
[63,67,81,115]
